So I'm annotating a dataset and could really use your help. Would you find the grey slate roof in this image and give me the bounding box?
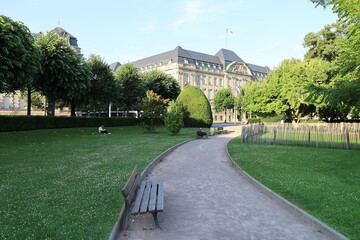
[215,48,244,63]
[246,63,271,73]
[109,62,122,72]
[116,46,269,74]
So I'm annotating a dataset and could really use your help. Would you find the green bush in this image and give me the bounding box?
[247,118,261,124]
[261,115,285,123]
[0,116,139,132]
[176,86,213,128]
[164,101,184,135]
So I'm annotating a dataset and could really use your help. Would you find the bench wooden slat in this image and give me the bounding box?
[121,166,139,196]
[156,180,164,212]
[148,181,158,212]
[139,181,152,214]
[131,181,146,215]
[125,173,141,205]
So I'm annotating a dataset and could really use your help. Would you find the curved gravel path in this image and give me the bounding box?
[118,127,332,240]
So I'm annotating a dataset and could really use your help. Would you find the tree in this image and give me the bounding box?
[34,31,91,116]
[303,21,346,62]
[0,15,39,93]
[85,54,116,111]
[176,86,213,128]
[114,63,145,113]
[164,101,184,135]
[142,70,181,100]
[310,0,360,118]
[138,90,169,132]
[213,88,234,123]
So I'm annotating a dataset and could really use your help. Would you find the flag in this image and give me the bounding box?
[227,28,234,34]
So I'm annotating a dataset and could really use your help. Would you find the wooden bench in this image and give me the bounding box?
[196,130,208,138]
[217,127,228,134]
[121,166,164,230]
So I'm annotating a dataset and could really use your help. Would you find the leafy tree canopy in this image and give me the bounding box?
[114,63,144,111]
[84,54,116,111]
[142,70,181,100]
[34,31,91,116]
[0,15,39,93]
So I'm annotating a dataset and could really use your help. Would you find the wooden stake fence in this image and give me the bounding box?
[240,123,360,150]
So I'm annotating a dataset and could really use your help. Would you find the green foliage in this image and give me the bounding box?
[303,21,346,62]
[142,70,181,100]
[164,101,184,135]
[247,118,261,124]
[34,31,91,116]
[0,115,139,132]
[84,54,116,111]
[0,15,40,93]
[114,63,144,111]
[138,90,169,132]
[176,86,213,128]
[213,88,235,115]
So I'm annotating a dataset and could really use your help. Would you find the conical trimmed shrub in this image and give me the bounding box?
[176,86,213,128]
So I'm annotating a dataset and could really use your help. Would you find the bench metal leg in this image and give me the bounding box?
[152,212,162,230]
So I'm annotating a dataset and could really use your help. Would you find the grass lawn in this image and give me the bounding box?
[228,139,360,240]
[0,126,197,240]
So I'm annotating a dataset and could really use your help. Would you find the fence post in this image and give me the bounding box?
[346,130,350,149]
[273,127,277,144]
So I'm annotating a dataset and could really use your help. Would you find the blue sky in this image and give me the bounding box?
[2,0,338,69]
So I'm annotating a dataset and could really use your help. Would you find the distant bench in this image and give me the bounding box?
[196,130,208,138]
[217,127,228,134]
[121,166,164,229]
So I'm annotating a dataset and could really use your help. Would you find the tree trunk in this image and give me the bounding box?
[47,94,56,116]
[27,88,31,116]
[70,100,76,117]
[224,110,227,123]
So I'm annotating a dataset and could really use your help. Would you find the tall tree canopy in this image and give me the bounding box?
[303,21,346,62]
[213,88,234,122]
[85,54,116,111]
[0,15,39,93]
[34,31,91,116]
[114,63,144,111]
[142,70,181,100]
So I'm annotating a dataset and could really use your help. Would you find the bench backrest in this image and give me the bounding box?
[218,127,224,131]
[121,166,142,205]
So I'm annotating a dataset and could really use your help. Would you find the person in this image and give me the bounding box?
[98,125,111,135]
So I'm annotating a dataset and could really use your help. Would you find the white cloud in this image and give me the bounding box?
[172,0,203,28]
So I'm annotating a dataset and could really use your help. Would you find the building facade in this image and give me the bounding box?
[0,27,81,116]
[112,46,270,122]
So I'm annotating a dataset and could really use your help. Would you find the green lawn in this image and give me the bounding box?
[228,139,360,240]
[0,126,197,240]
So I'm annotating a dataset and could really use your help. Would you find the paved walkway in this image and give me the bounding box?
[118,127,331,240]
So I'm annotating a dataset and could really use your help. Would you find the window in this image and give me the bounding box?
[202,76,206,85]
[220,78,223,87]
[214,78,217,86]
[184,58,189,64]
[195,75,200,87]
[184,73,189,85]
[208,78,212,86]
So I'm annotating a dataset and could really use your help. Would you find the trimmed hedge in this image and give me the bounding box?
[247,118,261,124]
[176,86,213,128]
[0,116,139,132]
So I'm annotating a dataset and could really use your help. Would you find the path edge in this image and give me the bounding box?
[108,138,196,240]
[225,141,349,240]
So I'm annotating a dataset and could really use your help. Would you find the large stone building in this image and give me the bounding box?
[0,27,81,116]
[111,46,270,122]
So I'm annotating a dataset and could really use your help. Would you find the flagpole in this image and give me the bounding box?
[226,28,228,48]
